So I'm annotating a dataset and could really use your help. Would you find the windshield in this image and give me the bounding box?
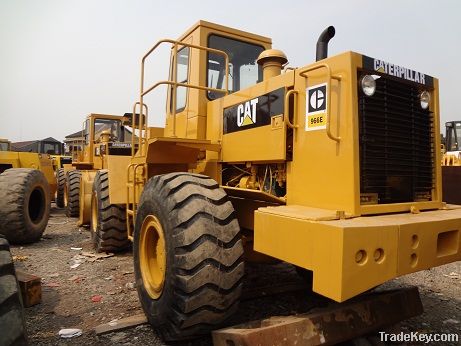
[94,119,124,142]
[40,142,62,155]
[207,35,264,100]
[0,142,9,151]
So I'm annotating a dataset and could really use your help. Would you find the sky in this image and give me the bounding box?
[1,0,460,142]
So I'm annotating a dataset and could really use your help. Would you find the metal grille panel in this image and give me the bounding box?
[358,74,434,204]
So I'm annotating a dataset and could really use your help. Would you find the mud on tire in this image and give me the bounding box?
[134,173,244,341]
[66,170,81,217]
[91,170,130,252]
[0,235,28,345]
[56,168,66,208]
[0,168,50,244]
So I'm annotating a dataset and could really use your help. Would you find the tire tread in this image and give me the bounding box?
[135,172,244,340]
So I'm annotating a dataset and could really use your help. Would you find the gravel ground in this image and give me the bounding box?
[10,205,461,345]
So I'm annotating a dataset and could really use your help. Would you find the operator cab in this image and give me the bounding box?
[84,116,125,144]
[0,139,10,151]
[164,21,272,139]
[39,140,63,155]
[74,114,131,166]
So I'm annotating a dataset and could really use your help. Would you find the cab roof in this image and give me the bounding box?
[177,20,272,45]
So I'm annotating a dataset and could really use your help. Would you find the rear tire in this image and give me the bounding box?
[0,168,50,244]
[56,168,65,208]
[134,173,244,341]
[66,170,81,217]
[0,235,28,345]
[91,170,130,252]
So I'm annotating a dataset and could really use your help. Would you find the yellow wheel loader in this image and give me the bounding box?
[85,21,460,341]
[0,143,56,244]
[11,137,72,208]
[65,113,134,252]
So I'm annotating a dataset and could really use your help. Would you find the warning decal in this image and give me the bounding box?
[305,83,327,131]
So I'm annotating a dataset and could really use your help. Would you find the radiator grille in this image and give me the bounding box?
[358,73,434,204]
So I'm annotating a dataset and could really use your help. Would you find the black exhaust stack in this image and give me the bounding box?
[316,26,336,61]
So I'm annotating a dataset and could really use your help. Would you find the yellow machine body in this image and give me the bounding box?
[0,150,57,198]
[50,154,72,172]
[72,113,130,170]
[73,113,134,225]
[104,21,460,302]
[255,205,461,301]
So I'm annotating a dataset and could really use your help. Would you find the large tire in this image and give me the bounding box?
[134,173,244,341]
[0,168,50,244]
[0,236,28,345]
[65,170,81,217]
[91,170,130,252]
[55,168,65,208]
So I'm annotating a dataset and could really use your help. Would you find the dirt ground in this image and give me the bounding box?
[10,205,461,346]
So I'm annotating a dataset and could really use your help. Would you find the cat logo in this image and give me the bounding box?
[223,87,284,134]
[306,83,328,131]
[237,98,259,127]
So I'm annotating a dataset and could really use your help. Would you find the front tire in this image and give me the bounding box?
[56,168,66,208]
[66,170,81,217]
[0,168,50,244]
[134,173,244,341]
[91,170,130,252]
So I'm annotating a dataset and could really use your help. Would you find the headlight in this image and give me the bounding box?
[360,75,376,96]
[420,91,430,109]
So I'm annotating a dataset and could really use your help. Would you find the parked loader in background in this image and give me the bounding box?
[0,142,55,244]
[441,120,461,203]
[84,21,461,341]
[11,137,71,170]
[64,113,134,251]
[11,137,71,208]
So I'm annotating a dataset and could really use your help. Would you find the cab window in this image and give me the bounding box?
[41,142,61,155]
[94,119,123,142]
[170,46,190,112]
[84,119,90,145]
[207,35,264,100]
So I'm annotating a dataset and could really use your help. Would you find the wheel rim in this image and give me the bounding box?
[139,215,166,299]
[91,192,98,234]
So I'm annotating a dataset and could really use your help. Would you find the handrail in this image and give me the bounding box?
[126,162,147,238]
[131,102,148,157]
[72,120,88,163]
[284,89,298,129]
[142,80,229,98]
[136,39,230,149]
[299,63,342,142]
[126,39,230,226]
